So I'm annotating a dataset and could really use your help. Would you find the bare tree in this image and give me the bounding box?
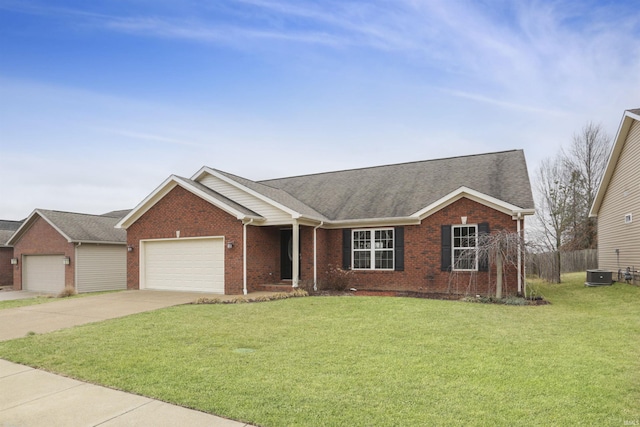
[534,157,574,283]
[531,121,612,283]
[561,122,611,249]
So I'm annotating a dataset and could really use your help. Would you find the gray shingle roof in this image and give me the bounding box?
[100,210,131,219]
[627,108,640,115]
[14,210,126,244]
[0,220,22,231]
[0,220,23,247]
[0,230,15,247]
[258,150,534,221]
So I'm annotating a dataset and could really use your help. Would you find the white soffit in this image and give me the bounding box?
[192,167,303,219]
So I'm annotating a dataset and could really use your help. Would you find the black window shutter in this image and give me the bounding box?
[394,226,404,271]
[478,222,490,272]
[441,225,452,271]
[342,228,352,270]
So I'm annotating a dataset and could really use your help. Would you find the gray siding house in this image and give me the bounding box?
[590,109,640,278]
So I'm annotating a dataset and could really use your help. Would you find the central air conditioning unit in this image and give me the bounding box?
[585,270,612,287]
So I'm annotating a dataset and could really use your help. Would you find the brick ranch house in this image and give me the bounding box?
[117,150,535,297]
[8,209,129,293]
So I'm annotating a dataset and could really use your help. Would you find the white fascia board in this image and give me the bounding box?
[590,111,639,217]
[116,175,262,230]
[7,209,73,245]
[413,187,529,220]
[194,167,303,219]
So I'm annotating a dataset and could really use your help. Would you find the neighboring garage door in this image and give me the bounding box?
[76,244,127,293]
[23,255,65,293]
[142,237,225,293]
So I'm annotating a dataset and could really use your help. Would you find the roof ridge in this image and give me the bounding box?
[258,149,521,182]
[37,208,115,219]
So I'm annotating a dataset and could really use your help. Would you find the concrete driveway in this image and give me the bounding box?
[0,290,47,301]
[0,290,237,341]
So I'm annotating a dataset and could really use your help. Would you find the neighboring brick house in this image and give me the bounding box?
[0,220,23,288]
[118,150,535,297]
[8,209,129,293]
[590,108,640,279]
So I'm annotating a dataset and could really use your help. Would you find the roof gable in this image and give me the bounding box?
[590,109,640,217]
[192,167,328,223]
[8,209,126,245]
[116,175,263,229]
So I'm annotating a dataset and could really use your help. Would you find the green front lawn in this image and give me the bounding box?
[0,274,638,426]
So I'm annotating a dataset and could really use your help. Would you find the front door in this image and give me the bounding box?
[280,229,300,280]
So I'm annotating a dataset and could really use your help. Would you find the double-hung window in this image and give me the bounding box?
[452,225,477,271]
[352,228,394,270]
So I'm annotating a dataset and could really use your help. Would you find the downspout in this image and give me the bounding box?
[516,212,522,296]
[313,221,324,291]
[75,242,81,291]
[242,218,254,296]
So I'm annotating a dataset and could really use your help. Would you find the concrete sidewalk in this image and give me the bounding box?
[0,359,255,427]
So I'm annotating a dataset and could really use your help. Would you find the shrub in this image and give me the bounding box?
[57,286,76,298]
[319,265,352,292]
[193,290,308,305]
[503,296,528,306]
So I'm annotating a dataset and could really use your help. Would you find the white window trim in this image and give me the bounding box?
[625,213,633,224]
[452,224,478,272]
[352,228,395,270]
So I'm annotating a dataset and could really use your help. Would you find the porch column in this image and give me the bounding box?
[292,220,299,288]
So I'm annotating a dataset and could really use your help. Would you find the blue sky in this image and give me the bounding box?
[1,0,639,219]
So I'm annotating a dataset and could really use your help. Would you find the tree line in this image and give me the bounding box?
[531,122,612,283]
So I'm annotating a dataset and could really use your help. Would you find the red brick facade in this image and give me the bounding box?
[127,185,246,294]
[128,187,524,297]
[0,247,14,287]
[316,198,523,296]
[12,217,75,290]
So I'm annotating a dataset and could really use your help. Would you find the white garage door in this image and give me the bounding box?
[23,255,65,293]
[142,238,225,293]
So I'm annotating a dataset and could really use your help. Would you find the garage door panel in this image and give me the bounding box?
[23,255,65,293]
[143,238,224,293]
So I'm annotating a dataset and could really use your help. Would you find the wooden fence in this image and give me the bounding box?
[526,249,598,282]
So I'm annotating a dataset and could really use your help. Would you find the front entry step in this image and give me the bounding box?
[255,284,296,293]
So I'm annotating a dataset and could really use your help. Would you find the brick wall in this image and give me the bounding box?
[126,189,524,297]
[316,198,523,296]
[246,226,280,288]
[0,247,14,287]
[12,216,75,290]
[126,185,245,294]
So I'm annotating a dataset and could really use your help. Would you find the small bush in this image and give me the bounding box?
[319,265,352,292]
[193,290,308,305]
[504,296,528,306]
[461,295,530,306]
[57,286,76,298]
